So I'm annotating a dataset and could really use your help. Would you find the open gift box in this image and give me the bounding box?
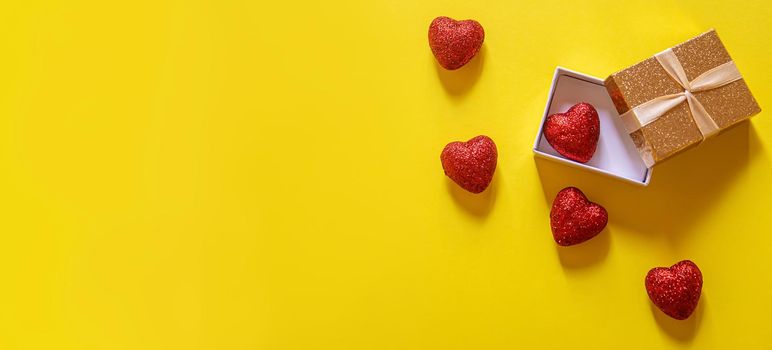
[533,30,761,186]
[533,67,653,186]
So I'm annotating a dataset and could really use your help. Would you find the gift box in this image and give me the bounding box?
[534,29,761,186]
[604,29,761,167]
[534,67,652,186]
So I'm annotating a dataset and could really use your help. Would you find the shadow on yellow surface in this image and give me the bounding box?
[649,295,705,342]
[555,227,611,268]
[433,45,485,97]
[535,122,761,249]
[445,172,498,219]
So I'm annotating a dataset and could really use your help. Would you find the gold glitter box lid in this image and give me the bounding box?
[604,29,761,167]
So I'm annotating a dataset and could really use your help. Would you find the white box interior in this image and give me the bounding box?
[533,67,652,186]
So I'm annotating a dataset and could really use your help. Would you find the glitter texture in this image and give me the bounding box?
[440,135,496,194]
[645,260,703,320]
[549,187,608,246]
[543,102,600,163]
[604,30,761,166]
[428,16,484,70]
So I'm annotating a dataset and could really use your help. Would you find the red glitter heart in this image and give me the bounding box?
[550,187,607,246]
[441,135,497,194]
[646,260,703,320]
[428,16,484,70]
[543,102,600,163]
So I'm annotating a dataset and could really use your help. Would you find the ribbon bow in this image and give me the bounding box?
[619,48,742,138]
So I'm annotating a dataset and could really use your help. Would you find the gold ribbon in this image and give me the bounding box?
[619,48,742,138]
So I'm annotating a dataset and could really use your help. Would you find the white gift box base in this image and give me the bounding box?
[533,67,652,186]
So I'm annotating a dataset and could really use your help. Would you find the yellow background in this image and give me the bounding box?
[1,0,771,349]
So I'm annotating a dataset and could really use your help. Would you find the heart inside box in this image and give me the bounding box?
[536,72,650,184]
